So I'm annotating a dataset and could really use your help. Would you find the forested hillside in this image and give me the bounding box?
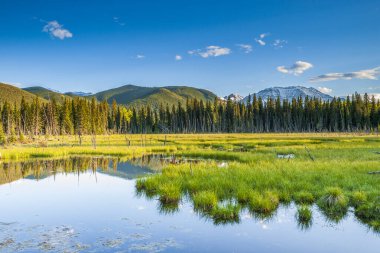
[23,86,71,103]
[1,93,379,143]
[0,83,46,104]
[90,84,216,109]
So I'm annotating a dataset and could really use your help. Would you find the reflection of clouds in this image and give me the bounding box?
[241,213,252,220]
[236,232,250,237]
[259,220,270,230]
[275,211,291,224]
[137,205,145,210]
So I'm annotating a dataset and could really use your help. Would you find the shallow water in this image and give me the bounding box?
[0,157,379,253]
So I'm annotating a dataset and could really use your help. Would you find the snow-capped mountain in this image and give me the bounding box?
[243,86,333,102]
[64,91,93,97]
[221,93,244,102]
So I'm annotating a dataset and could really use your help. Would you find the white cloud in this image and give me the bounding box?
[368,86,380,91]
[135,54,145,59]
[255,39,266,46]
[175,55,182,61]
[317,87,333,94]
[368,94,380,100]
[113,17,126,26]
[188,46,231,58]
[43,21,73,40]
[277,61,313,75]
[310,66,380,82]
[272,39,287,49]
[255,33,269,46]
[236,44,252,53]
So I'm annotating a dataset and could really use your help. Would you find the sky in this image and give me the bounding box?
[0,0,380,97]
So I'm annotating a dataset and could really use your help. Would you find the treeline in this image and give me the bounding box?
[1,93,380,142]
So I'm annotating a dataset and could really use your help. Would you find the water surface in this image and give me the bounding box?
[0,156,379,252]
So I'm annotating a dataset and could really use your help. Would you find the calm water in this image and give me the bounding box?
[0,156,379,253]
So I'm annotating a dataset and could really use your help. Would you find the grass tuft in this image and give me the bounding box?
[158,183,182,204]
[296,205,313,230]
[293,191,315,205]
[193,191,218,211]
[318,187,348,222]
[248,191,279,217]
[210,203,241,225]
[350,191,368,208]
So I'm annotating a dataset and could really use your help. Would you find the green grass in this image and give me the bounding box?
[317,187,349,222]
[209,203,241,225]
[296,205,313,230]
[193,191,218,211]
[158,183,182,204]
[293,191,315,205]
[248,191,280,218]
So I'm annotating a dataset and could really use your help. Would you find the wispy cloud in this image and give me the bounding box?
[113,17,126,26]
[135,54,145,59]
[317,87,333,94]
[175,55,182,61]
[272,39,287,49]
[43,21,73,40]
[236,44,253,53]
[277,61,313,75]
[188,46,231,58]
[310,66,380,82]
[255,33,269,46]
[368,86,380,91]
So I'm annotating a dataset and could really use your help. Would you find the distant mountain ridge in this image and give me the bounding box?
[64,91,93,97]
[23,86,71,103]
[243,86,333,102]
[221,93,244,102]
[89,84,217,108]
[3,82,334,108]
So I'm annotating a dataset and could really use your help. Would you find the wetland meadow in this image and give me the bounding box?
[1,133,380,252]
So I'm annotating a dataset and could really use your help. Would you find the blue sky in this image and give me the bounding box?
[0,0,379,96]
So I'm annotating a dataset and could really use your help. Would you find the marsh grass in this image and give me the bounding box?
[193,191,218,212]
[209,203,241,225]
[296,205,313,230]
[317,187,349,223]
[293,191,315,205]
[350,191,368,208]
[248,191,280,218]
[135,178,160,199]
[158,183,182,204]
[355,202,380,231]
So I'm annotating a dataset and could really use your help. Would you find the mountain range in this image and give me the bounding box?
[0,82,335,107]
[244,86,333,102]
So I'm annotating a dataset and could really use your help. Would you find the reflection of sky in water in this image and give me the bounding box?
[0,163,380,252]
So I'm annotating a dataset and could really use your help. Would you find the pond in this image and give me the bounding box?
[0,156,379,253]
